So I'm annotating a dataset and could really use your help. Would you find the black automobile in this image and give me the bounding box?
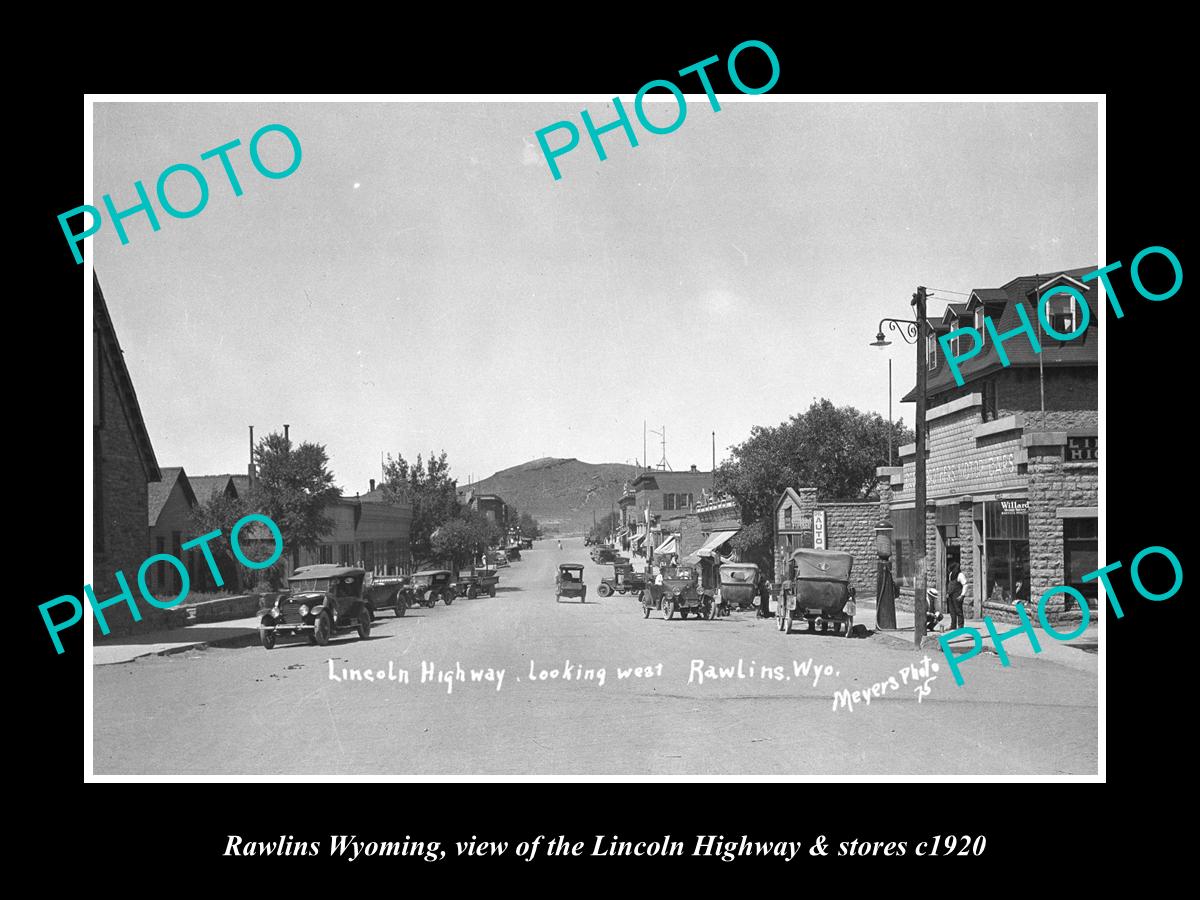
[259,565,373,649]
[365,574,413,617]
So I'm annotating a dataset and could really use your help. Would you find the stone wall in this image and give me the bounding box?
[821,501,877,598]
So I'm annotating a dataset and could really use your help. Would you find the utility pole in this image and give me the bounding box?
[912,286,928,649]
[643,421,647,472]
[712,431,716,473]
[888,357,893,466]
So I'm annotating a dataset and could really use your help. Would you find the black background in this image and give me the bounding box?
[19,22,1181,887]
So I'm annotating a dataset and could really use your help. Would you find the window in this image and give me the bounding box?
[926,333,938,370]
[784,507,793,528]
[156,537,166,590]
[663,493,675,511]
[319,545,333,564]
[1045,294,1079,337]
[974,308,987,346]
[1064,518,1098,605]
[981,501,1029,607]
[982,379,998,422]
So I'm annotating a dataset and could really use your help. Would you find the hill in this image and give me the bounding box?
[462,458,639,535]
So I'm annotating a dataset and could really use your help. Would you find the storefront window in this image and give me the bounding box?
[1064,518,1098,605]
[982,501,1029,606]
[892,508,916,588]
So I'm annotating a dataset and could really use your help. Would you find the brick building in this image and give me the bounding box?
[624,466,715,557]
[93,274,160,602]
[297,483,414,575]
[885,267,1098,622]
[774,488,876,599]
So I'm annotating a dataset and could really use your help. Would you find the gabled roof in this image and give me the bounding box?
[905,266,1098,401]
[188,474,237,505]
[231,475,251,497]
[939,303,969,326]
[775,487,806,516]
[95,274,159,482]
[148,467,197,526]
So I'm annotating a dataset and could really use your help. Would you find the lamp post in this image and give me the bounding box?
[870,286,929,648]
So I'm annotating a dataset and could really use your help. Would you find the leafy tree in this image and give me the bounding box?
[189,490,252,591]
[716,399,912,568]
[517,511,542,540]
[382,450,461,563]
[431,510,501,571]
[587,511,621,544]
[253,432,341,567]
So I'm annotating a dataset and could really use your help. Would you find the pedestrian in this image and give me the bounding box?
[946,562,967,631]
[557,539,562,551]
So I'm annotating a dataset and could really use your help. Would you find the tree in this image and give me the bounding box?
[517,511,542,540]
[587,511,621,544]
[716,399,912,568]
[431,510,501,571]
[253,432,341,566]
[382,450,461,564]
[189,490,252,591]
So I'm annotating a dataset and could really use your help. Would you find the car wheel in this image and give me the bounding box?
[642,599,652,618]
[357,610,371,640]
[395,594,406,617]
[679,609,689,620]
[444,590,454,606]
[663,600,675,621]
[314,613,332,646]
[467,585,478,599]
[489,587,496,598]
[259,627,276,650]
[598,583,613,598]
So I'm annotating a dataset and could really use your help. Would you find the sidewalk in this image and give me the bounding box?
[92,616,262,666]
[863,600,1099,672]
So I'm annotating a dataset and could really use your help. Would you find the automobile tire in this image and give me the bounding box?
[819,620,828,633]
[357,610,371,640]
[395,593,406,617]
[260,627,276,650]
[663,600,675,621]
[444,591,454,606]
[490,587,496,598]
[598,583,613,598]
[642,599,651,618]
[468,586,478,599]
[314,613,332,646]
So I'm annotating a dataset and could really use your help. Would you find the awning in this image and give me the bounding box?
[630,533,646,547]
[653,535,678,557]
[682,530,739,566]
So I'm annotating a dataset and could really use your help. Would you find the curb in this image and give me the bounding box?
[95,629,262,665]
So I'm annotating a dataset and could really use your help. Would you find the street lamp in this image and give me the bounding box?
[870,287,929,649]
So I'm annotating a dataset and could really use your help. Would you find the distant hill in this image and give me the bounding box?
[462,458,639,535]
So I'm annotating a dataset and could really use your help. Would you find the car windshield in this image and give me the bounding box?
[560,570,581,582]
[413,574,433,587]
[290,578,332,593]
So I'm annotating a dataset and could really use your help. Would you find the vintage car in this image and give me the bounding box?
[487,550,510,569]
[718,562,761,612]
[364,574,413,617]
[597,562,647,597]
[555,563,587,602]
[519,537,534,550]
[590,546,619,564]
[410,570,457,607]
[506,545,522,562]
[777,548,856,636]
[259,565,372,649]
[456,566,499,599]
[641,566,714,620]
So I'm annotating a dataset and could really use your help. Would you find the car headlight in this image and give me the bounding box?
[299,604,310,618]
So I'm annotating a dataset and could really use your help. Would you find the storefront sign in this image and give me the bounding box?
[813,510,827,549]
[1068,436,1098,461]
[1000,499,1028,515]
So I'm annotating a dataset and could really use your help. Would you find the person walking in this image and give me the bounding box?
[557,539,562,551]
[946,562,967,631]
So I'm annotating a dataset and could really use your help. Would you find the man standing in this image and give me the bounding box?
[946,562,967,631]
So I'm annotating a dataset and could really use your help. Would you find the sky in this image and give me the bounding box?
[93,100,1098,494]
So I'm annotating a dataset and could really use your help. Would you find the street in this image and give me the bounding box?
[93,537,1097,776]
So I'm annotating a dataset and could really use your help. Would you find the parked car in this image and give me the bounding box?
[456,567,499,599]
[777,548,856,636]
[365,574,412,618]
[259,565,372,649]
[555,563,587,602]
[411,570,457,607]
[487,550,510,568]
[641,566,713,620]
[506,545,522,562]
[597,562,647,597]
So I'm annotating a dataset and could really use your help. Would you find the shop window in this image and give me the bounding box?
[983,501,1029,606]
[1064,518,1098,605]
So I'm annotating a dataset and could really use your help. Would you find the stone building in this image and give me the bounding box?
[885,267,1099,623]
[93,274,160,603]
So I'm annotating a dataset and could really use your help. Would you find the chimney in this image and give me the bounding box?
[690,464,698,473]
[284,423,290,443]
[248,425,256,489]
[370,478,376,492]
